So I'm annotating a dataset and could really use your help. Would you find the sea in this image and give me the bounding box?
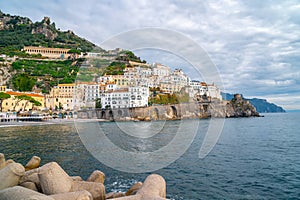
[0,112,299,200]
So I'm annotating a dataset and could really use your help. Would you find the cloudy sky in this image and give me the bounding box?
[1,0,300,110]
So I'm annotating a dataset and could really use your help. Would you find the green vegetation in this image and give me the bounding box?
[102,62,126,75]
[68,49,81,54]
[0,92,11,112]
[12,73,36,92]
[148,88,190,105]
[0,12,95,56]
[11,59,81,93]
[149,93,179,105]
[117,50,146,63]
[95,98,102,108]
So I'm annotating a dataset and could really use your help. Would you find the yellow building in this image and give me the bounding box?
[23,46,71,59]
[0,86,6,92]
[45,83,75,110]
[2,91,45,112]
[111,75,128,87]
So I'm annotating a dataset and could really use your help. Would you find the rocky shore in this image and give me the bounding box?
[0,153,168,200]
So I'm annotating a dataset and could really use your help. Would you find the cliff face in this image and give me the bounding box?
[31,17,58,40]
[225,94,260,117]
[0,11,32,30]
[221,92,285,113]
[248,98,285,113]
[0,11,95,53]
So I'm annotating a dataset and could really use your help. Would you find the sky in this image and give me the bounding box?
[0,0,299,110]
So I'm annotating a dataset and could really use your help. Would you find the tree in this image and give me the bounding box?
[22,96,35,111]
[59,102,63,110]
[13,94,30,111]
[31,99,42,110]
[95,98,102,108]
[20,96,41,111]
[12,73,36,92]
[68,49,81,54]
[0,92,11,112]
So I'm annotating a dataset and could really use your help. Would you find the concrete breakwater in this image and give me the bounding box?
[77,94,260,121]
[0,153,168,200]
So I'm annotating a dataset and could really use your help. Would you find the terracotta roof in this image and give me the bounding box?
[24,46,70,51]
[76,82,97,85]
[6,91,44,98]
[58,83,75,87]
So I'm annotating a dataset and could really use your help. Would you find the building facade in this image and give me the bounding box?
[23,46,71,59]
[2,91,45,112]
[100,88,130,109]
[46,83,75,111]
[0,85,6,92]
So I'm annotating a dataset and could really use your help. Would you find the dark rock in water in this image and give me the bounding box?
[226,94,260,117]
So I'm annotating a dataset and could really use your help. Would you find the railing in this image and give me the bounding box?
[0,116,50,122]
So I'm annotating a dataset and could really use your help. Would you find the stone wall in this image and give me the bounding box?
[77,95,260,121]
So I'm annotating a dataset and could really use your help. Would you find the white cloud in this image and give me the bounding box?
[1,0,300,109]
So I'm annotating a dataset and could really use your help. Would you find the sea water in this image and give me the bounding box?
[0,113,299,199]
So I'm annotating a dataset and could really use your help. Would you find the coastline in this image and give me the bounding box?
[0,118,109,128]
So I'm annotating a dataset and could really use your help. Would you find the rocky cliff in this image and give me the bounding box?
[0,11,95,53]
[221,92,285,113]
[225,94,260,117]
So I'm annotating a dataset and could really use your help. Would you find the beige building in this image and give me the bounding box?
[46,83,75,111]
[0,85,6,92]
[2,91,45,112]
[23,46,71,59]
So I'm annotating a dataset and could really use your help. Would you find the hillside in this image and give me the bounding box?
[221,92,285,113]
[0,10,95,55]
[0,11,150,93]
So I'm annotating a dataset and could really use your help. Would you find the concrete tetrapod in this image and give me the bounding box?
[137,174,166,198]
[19,168,41,191]
[109,174,168,200]
[25,156,41,171]
[38,162,73,195]
[0,153,5,170]
[86,170,105,184]
[125,182,143,196]
[19,181,38,191]
[106,192,125,199]
[50,190,93,200]
[71,181,106,200]
[0,162,25,190]
[5,159,15,166]
[0,186,54,200]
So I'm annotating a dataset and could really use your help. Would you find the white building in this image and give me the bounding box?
[207,84,222,100]
[84,83,100,108]
[100,88,130,109]
[124,66,150,87]
[152,63,171,77]
[129,86,149,108]
[189,81,208,96]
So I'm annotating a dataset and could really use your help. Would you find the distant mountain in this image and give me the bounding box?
[221,92,286,113]
[0,10,95,55]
